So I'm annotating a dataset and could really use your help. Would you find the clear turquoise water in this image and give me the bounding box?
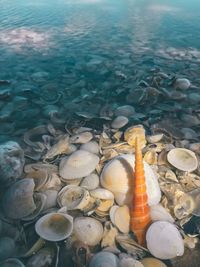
[0,0,200,140]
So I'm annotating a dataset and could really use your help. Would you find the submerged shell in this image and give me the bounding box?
[146,221,184,259]
[167,148,198,172]
[89,252,119,267]
[59,150,99,180]
[124,125,146,148]
[111,116,129,129]
[114,105,135,117]
[74,217,103,246]
[80,173,99,190]
[174,78,191,90]
[35,213,73,241]
[100,154,161,206]
[80,141,99,154]
[0,258,25,267]
[2,178,36,219]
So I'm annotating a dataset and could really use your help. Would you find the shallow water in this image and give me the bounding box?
[0,0,200,142]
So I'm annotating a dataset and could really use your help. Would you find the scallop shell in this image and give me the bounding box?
[89,252,119,267]
[100,154,161,206]
[111,116,129,129]
[150,204,174,223]
[74,217,103,246]
[167,148,198,172]
[124,125,146,148]
[80,141,99,154]
[59,150,99,180]
[80,173,99,190]
[2,178,36,219]
[57,185,92,210]
[35,213,73,241]
[0,258,25,267]
[141,257,167,267]
[146,221,184,259]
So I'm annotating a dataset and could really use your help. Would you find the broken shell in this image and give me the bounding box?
[114,105,135,118]
[124,125,146,148]
[35,213,73,241]
[57,185,92,210]
[59,150,99,180]
[70,132,93,144]
[100,154,161,206]
[0,258,25,267]
[111,116,129,129]
[146,221,184,259]
[114,205,130,234]
[146,134,164,144]
[89,252,119,267]
[74,217,103,246]
[80,141,99,154]
[2,178,36,219]
[80,173,99,190]
[141,257,167,267]
[25,168,48,191]
[150,204,174,223]
[0,237,16,261]
[167,148,198,172]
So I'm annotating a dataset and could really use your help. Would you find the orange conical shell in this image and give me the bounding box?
[130,137,151,246]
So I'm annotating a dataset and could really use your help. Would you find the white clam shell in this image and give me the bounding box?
[100,154,161,206]
[59,150,99,180]
[167,148,198,172]
[74,217,103,246]
[114,205,130,234]
[150,204,174,223]
[111,116,129,129]
[80,173,99,190]
[80,141,99,154]
[35,212,73,241]
[146,221,184,259]
[89,252,119,267]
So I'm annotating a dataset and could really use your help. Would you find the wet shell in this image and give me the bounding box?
[167,148,198,172]
[111,116,129,129]
[150,204,174,223]
[57,185,92,210]
[2,178,36,219]
[146,221,184,259]
[74,217,103,246]
[124,125,146,148]
[89,252,119,267]
[70,132,93,144]
[0,258,25,267]
[141,258,167,267]
[80,173,99,190]
[100,154,161,206]
[35,213,73,241]
[80,141,99,154]
[114,105,135,117]
[59,150,99,180]
[114,205,130,234]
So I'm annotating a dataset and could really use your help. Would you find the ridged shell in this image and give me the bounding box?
[80,141,99,154]
[167,148,198,172]
[35,213,73,241]
[146,221,184,259]
[100,154,161,206]
[59,150,99,180]
[2,178,36,219]
[74,217,103,246]
[89,252,119,267]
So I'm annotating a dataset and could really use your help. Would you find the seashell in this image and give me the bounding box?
[35,212,73,241]
[90,188,114,212]
[0,258,25,267]
[25,168,48,191]
[74,217,103,246]
[146,134,164,144]
[167,148,198,172]
[89,252,119,267]
[189,143,200,154]
[80,173,99,190]
[100,154,161,207]
[26,246,55,267]
[2,178,36,219]
[188,188,200,216]
[173,192,195,219]
[101,222,118,248]
[174,78,191,90]
[150,204,174,223]
[114,105,135,118]
[70,132,93,144]
[143,150,158,165]
[80,141,99,154]
[141,257,167,267]
[109,205,120,224]
[59,150,99,180]
[114,205,130,234]
[131,137,151,245]
[119,255,144,267]
[124,125,146,148]
[111,116,129,129]
[24,125,48,150]
[57,185,92,211]
[42,190,58,210]
[0,141,25,186]
[0,237,16,261]
[146,221,184,259]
